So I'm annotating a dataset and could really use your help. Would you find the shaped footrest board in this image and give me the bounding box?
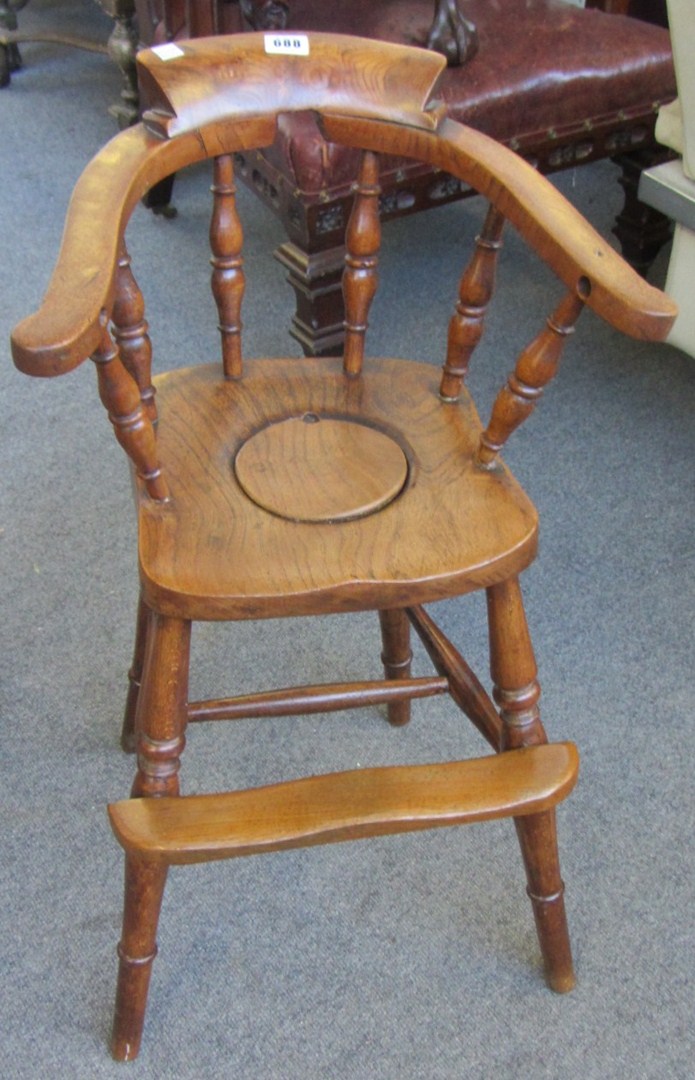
[109,742,578,864]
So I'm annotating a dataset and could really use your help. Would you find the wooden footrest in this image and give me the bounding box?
[108,743,578,865]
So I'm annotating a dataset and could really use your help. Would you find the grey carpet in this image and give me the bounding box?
[1,2,693,1077]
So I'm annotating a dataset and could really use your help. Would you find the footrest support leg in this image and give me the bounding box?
[111,856,168,1062]
[515,810,575,993]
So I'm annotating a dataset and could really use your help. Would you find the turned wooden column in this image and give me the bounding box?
[378,609,413,727]
[487,577,575,992]
[131,613,191,799]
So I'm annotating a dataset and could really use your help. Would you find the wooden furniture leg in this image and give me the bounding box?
[111,855,168,1061]
[131,612,190,799]
[487,577,575,992]
[614,149,674,274]
[0,0,26,84]
[378,609,413,727]
[121,591,150,753]
[0,0,138,124]
[112,612,191,1057]
[514,810,575,992]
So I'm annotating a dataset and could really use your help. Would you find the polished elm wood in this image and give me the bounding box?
[407,604,502,751]
[121,590,149,753]
[136,358,540,620]
[10,38,675,379]
[233,412,408,523]
[112,245,157,424]
[440,204,505,401]
[343,149,381,377]
[210,153,245,379]
[378,607,413,728]
[110,740,578,1060]
[90,327,168,502]
[11,34,677,1062]
[477,289,587,469]
[186,675,449,722]
[109,743,580,863]
[130,611,190,799]
[111,855,168,1063]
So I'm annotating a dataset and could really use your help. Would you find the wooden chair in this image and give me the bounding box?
[134,0,676,355]
[11,33,676,1061]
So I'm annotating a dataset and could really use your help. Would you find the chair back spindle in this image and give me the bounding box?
[91,327,169,501]
[112,247,158,425]
[477,289,587,468]
[210,154,245,379]
[343,150,381,377]
[440,204,505,401]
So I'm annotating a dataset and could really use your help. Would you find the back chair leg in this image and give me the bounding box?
[378,608,413,727]
[487,576,575,991]
[111,855,169,1062]
[121,592,151,753]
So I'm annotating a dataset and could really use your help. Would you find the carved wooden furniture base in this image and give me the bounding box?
[0,0,138,125]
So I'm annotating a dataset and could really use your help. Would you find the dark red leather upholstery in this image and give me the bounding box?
[260,0,674,195]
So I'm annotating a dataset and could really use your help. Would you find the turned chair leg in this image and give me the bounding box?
[487,576,575,991]
[514,811,575,992]
[111,613,191,1057]
[121,592,151,753]
[111,856,169,1061]
[378,608,413,727]
[131,612,191,799]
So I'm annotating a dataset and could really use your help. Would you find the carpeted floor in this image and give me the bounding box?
[1,2,693,1077]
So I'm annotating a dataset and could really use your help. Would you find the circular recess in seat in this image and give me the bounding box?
[234,414,408,523]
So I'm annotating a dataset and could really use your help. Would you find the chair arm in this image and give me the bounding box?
[11,34,447,378]
[440,118,677,340]
[10,114,277,377]
[12,34,675,381]
[324,113,677,341]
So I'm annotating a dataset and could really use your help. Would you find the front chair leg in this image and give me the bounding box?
[111,855,168,1061]
[515,811,575,992]
[113,612,190,1057]
[132,612,191,799]
[487,577,575,991]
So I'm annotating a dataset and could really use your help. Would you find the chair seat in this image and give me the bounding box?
[138,357,538,620]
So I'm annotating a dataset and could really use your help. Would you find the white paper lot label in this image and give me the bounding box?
[264,34,310,56]
[151,43,185,61]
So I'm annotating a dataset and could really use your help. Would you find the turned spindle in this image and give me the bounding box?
[112,246,157,425]
[91,327,169,501]
[477,286,587,467]
[130,613,190,799]
[486,578,545,750]
[343,150,381,377]
[378,609,413,728]
[487,576,575,992]
[210,154,245,379]
[440,204,505,401]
